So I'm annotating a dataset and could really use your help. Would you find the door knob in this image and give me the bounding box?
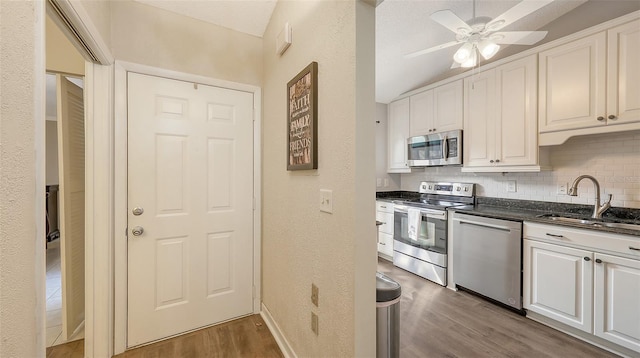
[132,226,144,236]
[132,207,144,216]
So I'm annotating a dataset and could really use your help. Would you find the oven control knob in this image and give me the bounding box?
[456,187,461,191]
[464,187,469,192]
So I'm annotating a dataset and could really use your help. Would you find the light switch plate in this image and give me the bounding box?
[320,189,333,213]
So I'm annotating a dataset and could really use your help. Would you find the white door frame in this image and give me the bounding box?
[113,61,262,354]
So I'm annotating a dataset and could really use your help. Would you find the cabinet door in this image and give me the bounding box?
[538,32,607,133]
[387,98,411,173]
[607,19,640,125]
[463,70,496,167]
[378,232,394,259]
[409,90,434,137]
[433,80,463,132]
[496,55,538,166]
[594,253,640,352]
[523,240,593,333]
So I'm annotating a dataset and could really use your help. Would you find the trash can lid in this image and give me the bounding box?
[376,272,401,302]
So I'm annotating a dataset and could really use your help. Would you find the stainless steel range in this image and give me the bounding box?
[392,181,475,286]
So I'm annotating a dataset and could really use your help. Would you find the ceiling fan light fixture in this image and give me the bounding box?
[453,42,474,64]
[461,50,477,68]
[478,40,500,60]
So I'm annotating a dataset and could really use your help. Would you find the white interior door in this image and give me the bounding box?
[127,72,254,347]
[56,75,85,340]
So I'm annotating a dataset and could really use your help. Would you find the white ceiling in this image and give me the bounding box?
[376,0,589,103]
[108,1,640,105]
[134,0,277,38]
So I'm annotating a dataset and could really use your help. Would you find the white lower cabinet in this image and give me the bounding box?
[376,201,394,259]
[523,222,640,355]
[523,239,593,332]
[594,253,640,352]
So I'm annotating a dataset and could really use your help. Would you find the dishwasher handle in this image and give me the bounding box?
[455,218,513,232]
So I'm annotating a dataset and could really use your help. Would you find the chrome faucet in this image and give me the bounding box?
[568,175,612,219]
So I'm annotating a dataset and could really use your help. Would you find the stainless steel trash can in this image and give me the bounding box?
[376,272,401,358]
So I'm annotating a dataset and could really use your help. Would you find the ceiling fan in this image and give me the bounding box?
[406,0,555,68]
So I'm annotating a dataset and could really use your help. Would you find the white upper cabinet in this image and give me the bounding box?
[387,97,411,173]
[607,19,640,125]
[539,19,640,145]
[409,80,463,137]
[539,32,607,133]
[463,55,542,172]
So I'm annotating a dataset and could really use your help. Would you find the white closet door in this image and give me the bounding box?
[57,75,85,341]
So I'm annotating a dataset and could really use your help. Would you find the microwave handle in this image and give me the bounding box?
[442,135,449,161]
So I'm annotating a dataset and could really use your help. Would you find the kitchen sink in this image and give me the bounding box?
[537,214,640,231]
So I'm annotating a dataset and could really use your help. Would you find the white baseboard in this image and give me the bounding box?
[260,303,297,358]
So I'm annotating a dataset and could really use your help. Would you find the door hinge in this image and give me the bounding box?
[125,227,128,239]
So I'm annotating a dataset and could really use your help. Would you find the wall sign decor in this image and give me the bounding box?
[287,62,318,171]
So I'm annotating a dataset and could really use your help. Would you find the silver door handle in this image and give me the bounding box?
[442,135,449,161]
[132,226,144,236]
[456,219,512,232]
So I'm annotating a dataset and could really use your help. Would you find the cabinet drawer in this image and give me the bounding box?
[376,212,394,235]
[524,222,640,259]
[378,232,394,258]
[376,201,394,213]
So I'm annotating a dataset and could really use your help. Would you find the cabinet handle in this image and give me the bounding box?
[629,246,640,251]
[595,258,603,264]
[597,116,605,121]
[490,160,495,163]
[608,115,617,120]
[495,159,500,163]
[380,205,387,209]
[545,233,564,238]
[584,257,591,261]
[432,128,436,132]
[380,242,386,246]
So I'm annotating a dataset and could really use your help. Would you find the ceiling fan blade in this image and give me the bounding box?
[405,41,461,59]
[486,0,555,32]
[490,31,548,45]
[430,10,472,35]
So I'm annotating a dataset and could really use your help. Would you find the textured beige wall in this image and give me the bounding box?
[111,0,263,86]
[0,1,46,356]
[80,0,112,50]
[46,15,85,75]
[262,1,376,356]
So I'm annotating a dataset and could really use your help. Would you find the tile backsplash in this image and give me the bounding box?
[401,130,640,208]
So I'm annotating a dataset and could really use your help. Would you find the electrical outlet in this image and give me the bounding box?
[320,189,333,213]
[506,180,517,193]
[311,284,319,307]
[383,178,389,187]
[311,312,319,335]
[376,178,382,188]
[557,184,567,195]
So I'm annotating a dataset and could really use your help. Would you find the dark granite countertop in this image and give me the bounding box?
[376,192,640,237]
[451,197,640,237]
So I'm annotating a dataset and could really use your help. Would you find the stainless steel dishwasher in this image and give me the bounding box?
[452,212,523,311]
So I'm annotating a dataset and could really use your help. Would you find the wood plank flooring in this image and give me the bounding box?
[48,261,620,357]
[46,314,282,358]
[377,258,619,358]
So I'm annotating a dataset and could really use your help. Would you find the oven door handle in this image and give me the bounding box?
[455,218,512,232]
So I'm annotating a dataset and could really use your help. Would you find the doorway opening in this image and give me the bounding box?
[44,11,87,348]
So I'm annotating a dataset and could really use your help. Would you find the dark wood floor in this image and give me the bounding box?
[377,258,619,358]
[46,314,282,358]
[48,261,619,357]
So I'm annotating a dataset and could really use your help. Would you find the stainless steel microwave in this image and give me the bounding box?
[407,130,462,167]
